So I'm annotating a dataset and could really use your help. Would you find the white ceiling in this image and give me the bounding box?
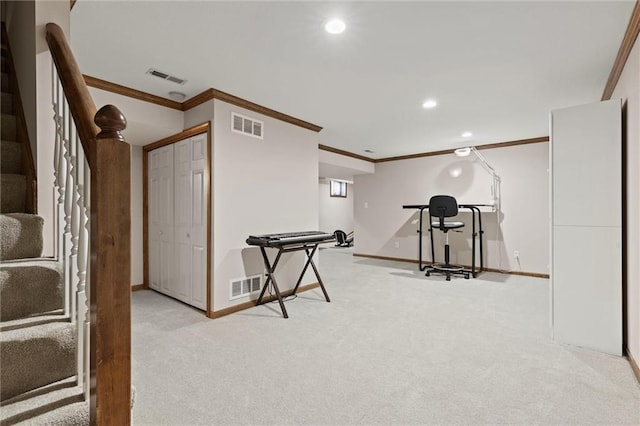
[70,1,634,160]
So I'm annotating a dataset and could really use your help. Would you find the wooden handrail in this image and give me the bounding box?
[45,23,97,165]
[45,22,131,425]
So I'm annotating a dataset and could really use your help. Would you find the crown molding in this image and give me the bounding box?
[319,144,375,163]
[374,136,549,163]
[84,75,323,133]
[84,75,183,110]
[143,122,210,153]
[84,74,548,159]
[183,88,323,133]
[602,0,640,100]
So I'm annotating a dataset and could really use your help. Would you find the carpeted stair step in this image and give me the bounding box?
[0,318,76,401]
[0,376,88,425]
[1,92,13,114]
[1,71,8,92]
[0,214,43,260]
[0,259,62,321]
[1,140,22,174]
[1,113,16,141]
[0,174,26,213]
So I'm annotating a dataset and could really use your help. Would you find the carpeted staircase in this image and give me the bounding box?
[0,31,88,425]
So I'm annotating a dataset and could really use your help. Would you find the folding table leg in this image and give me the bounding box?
[307,248,331,302]
[255,247,288,319]
[291,244,331,302]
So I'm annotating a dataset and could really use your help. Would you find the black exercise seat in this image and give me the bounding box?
[425,195,470,281]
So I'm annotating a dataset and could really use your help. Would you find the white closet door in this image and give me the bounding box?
[148,145,174,295]
[173,140,192,303]
[189,134,207,310]
[148,135,207,311]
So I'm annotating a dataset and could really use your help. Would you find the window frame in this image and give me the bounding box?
[329,180,347,198]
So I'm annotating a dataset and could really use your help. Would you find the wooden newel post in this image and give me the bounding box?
[90,105,131,425]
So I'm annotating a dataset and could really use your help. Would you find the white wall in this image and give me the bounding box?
[612,36,640,366]
[319,149,375,178]
[88,88,183,286]
[354,142,549,274]
[183,99,214,130]
[130,145,144,285]
[88,87,184,146]
[185,99,320,312]
[319,181,354,234]
[5,1,36,158]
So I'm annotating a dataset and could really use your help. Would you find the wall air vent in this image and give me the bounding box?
[230,275,262,300]
[231,112,264,140]
[146,68,187,85]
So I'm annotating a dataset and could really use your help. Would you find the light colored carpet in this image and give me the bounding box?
[0,258,63,321]
[1,141,21,174]
[0,213,44,260]
[1,92,14,114]
[131,247,640,425]
[0,317,76,401]
[1,113,16,141]
[0,376,88,426]
[0,44,85,424]
[0,174,25,214]
[1,72,8,93]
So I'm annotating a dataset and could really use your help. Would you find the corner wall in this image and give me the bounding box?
[4,1,36,158]
[186,99,320,313]
[611,33,640,370]
[354,142,549,275]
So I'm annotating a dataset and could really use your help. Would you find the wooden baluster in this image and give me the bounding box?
[90,105,131,425]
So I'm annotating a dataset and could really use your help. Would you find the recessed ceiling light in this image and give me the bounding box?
[422,99,437,109]
[462,132,473,138]
[325,19,346,34]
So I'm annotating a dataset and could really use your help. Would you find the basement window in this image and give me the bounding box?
[330,180,347,198]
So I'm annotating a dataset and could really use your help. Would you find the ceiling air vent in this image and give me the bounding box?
[231,112,264,139]
[146,68,187,85]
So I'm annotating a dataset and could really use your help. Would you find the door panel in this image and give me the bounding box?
[550,99,622,356]
[173,139,191,301]
[189,134,208,308]
[174,241,191,302]
[148,145,174,295]
[191,246,206,309]
[552,225,622,355]
[551,100,621,227]
[147,134,208,311]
